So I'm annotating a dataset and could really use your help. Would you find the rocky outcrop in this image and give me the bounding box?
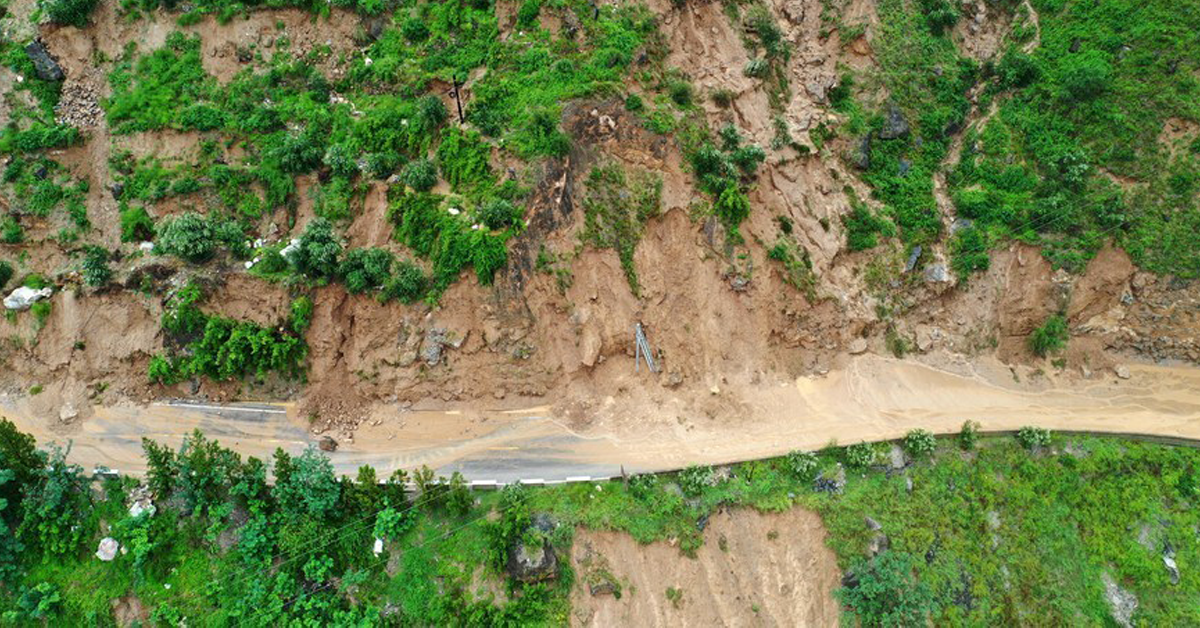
[4,287,52,310]
[24,41,64,82]
[506,514,559,582]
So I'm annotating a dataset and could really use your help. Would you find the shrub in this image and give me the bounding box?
[0,261,12,292]
[401,159,438,192]
[958,420,980,451]
[81,246,112,287]
[843,205,895,251]
[677,464,714,496]
[624,94,644,112]
[838,551,935,626]
[1016,426,1051,451]
[785,450,819,480]
[1,217,23,244]
[516,0,541,29]
[385,260,427,303]
[288,218,343,280]
[478,198,518,231]
[290,296,313,333]
[1058,50,1112,102]
[844,442,877,469]
[40,0,98,27]
[1028,314,1068,357]
[902,429,937,459]
[156,212,216,263]
[437,128,493,192]
[667,80,693,107]
[338,248,393,293]
[119,205,155,242]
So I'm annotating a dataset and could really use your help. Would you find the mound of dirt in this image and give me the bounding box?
[570,507,840,627]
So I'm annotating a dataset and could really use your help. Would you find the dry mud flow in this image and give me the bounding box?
[570,508,841,627]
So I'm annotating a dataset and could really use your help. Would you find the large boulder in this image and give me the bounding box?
[506,514,559,583]
[24,41,64,82]
[4,286,52,310]
[96,537,120,561]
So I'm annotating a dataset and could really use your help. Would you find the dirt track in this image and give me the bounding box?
[4,355,1200,480]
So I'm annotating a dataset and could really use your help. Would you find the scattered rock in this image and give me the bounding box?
[59,403,78,423]
[1115,365,1131,380]
[1101,572,1138,628]
[848,338,868,355]
[904,245,922,273]
[865,516,882,531]
[924,264,950,283]
[111,183,125,200]
[813,466,846,494]
[373,537,384,557]
[25,41,64,82]
[4,286,52,311]
[128,485,156,518]
[851,135,872,170]
[905,476,913,493]
[898,157,912,177]
[878,102,910,140]
[96,537,120,561]
[867,532,890,557]
[1163,548,1180,585]
[888,444,909,470]
[950,217,974,234]
[318,436,338,452]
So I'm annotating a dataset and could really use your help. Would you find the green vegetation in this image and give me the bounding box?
[946,0,1200,275]
[580,164,662,296]
[79,246,112,287]
[148,283,308,385]
[689,125,766,238]
[4,419,1196,625]
[1029,313,1069,357]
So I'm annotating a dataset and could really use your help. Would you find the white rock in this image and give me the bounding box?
[280,238,301,260]
[4,287,52,311]
[448,207,461,216]
[848,338,868,354]
[244,260,255,269]
[139,241,155,253]
[373,537,384,556]
[1115,365,1131,379]
[96,537,119,561]
[59,404,78,423]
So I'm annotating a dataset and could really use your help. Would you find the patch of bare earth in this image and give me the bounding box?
[570,507,840,627]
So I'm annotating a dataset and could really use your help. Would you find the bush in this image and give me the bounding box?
[119,205,155,243]
[902,429,937,459]
[81,246,112,287]
[401,159,438,192]
[288,218,343,280]
[843,205,895,251]
[1058,50,1112,102]
[958,420,980,451]
[384,260,427,303]
[40,0,98,27]
[677,464,714,496]
[478,198,518,231]
[516,0,541,29]
[156,212,216,263]
[338,248,393,294]
[844,442,877,469]
[838,550,935,626]
[785,450,819,480]
[1016,426,1051,451]
[0,261,12,292]
[1,216,24,244]
[1028,314,1068,357]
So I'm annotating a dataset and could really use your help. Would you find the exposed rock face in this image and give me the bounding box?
[25,41,64,81]
[506,514,559,582]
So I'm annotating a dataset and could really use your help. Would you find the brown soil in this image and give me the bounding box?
[1,0,1196,458]
[570,507,841,627]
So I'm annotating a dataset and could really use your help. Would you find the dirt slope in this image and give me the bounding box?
[570,508,840,627]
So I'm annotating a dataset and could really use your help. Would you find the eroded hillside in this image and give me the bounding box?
[0,0,1197,438]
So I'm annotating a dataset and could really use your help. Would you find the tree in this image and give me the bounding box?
[1058,50,1112,102]
[18,445,89,557]
[142,437,176,497]
[274,447,340,520]
[288,218,342,280]
[0,418,41,525]
[173,430,242,518]
[40,0,98,27]
[838,550,935,627]
[0,260,13,292]
[400,159,438,192]
[445,472,472,516]
[958,420,980,451]
[1016,426,1051,451]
